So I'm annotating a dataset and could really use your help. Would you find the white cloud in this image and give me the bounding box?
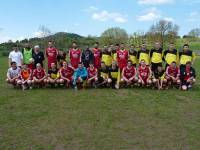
[138,0,174,5]
[137,7,161,21]
[92,10,127,23]
[163,17,174,22]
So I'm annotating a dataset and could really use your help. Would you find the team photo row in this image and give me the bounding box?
[6,41,196,91]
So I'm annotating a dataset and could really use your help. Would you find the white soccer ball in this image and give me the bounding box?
[29,58,34,63]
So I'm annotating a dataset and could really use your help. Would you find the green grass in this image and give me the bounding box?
[0,57,200,150]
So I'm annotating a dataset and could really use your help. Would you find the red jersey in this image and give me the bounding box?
[117,50,129,70]
[166,66,180,78]
[69,48,81,69]
[184,67,191,81]
[87,67,97,78]
[33,69,46,79]
[138,66,150,79]
[60,66,74,79]
[123,66,136,79]
[45,47,58,68]
[93,48,102,69]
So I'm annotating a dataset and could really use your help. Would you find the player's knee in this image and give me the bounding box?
[17,80,22,85]
[153,79,157,83]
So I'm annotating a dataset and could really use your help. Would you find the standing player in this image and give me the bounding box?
[57,50,66,68]
[129,44,137,67]
[165,61,180,88]
[93,42,102,69]
[150,42,164,73]
[137,60,152,87]
[164,43,179,68]
[102,46,112,67]
[112,44,120,61]
[73,63,88,90]
[117,43,129,71]
[69,42,81,69]
[6,62,21,87]
[82,45,93,68]
[59,61,74,87]
[180,61,196,90]
[45,40,59,69]
[121,60,137,86]
[8,45,23,68]
[87,63,98,87]
[137,43,150,66]
[179,44,196,71]
[47,63,60,86]
[22,43,34,70]
[18,64,32,90]
[32,63,47,87]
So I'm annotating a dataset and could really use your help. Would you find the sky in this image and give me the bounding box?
[0,0,200,43]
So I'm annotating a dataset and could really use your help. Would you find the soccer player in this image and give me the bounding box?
[117,43,129,71]
[138,60,152,87]
[59,61,74,87]
[45,40,59,69]
[87,63,98,87]
[121,60,137,86]
[165,61,180,88]
[102,46,112,67]
[93,42,102,69]
[8,45,23,67]
[57,50,66,68]
[129,44,137,66]
[180,61,196,90]
[179,44,196,70]
[47,63,60,86]
[33,45,45,69]
[150,42,164,73]
[109,61,120,89]
[6,61,21,87]
[18,64,32,90]
[112,44,120,61]
[152,65,167,90]
[96,61,111,87]
[69,42,81,69]
[22,43,34,70]
[163,43,179,68]
[73,63,88,90]
[82,45,93,68]
[137,43,150,65]
[32,63,47,87]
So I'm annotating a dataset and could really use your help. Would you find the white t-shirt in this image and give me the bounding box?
[7,67,21,79]
[8,51,23,66]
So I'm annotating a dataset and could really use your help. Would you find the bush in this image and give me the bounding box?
[1,51,9,57]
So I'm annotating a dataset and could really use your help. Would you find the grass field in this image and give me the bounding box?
[0,56,200,150]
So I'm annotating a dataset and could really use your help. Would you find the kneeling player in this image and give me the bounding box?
[109,61,120,89]
[152,65,167,90]
[18,64,32,90]
[121,60,137,87]
[138,60,152,87]
[47,63,60,86]
[165,61,180,88]
[6,61,21,87]
[73,63,88,89]
[32,63,47,87]
[87,63,98,87]
[59,61,74,87]
[96,61,112,87]
[180,61,196,90]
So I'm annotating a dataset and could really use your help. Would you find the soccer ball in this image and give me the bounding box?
[29,58,34,63]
